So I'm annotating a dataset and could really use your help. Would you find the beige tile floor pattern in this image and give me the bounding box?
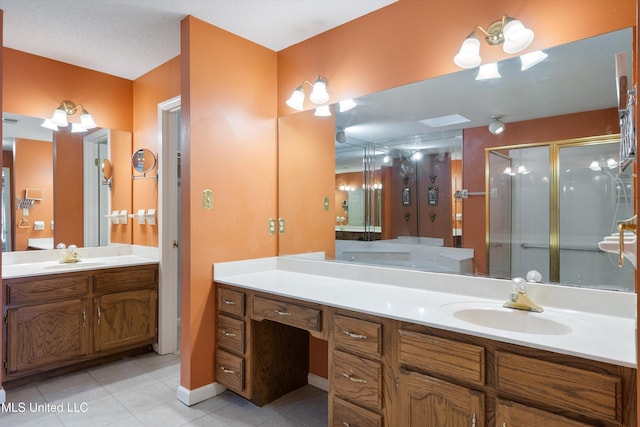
[0,352,328,426]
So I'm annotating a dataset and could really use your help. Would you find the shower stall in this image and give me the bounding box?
[487,135,634,291]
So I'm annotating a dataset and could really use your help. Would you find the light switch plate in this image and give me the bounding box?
[203,189,213,209]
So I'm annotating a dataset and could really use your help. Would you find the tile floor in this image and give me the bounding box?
[0,352,328,426]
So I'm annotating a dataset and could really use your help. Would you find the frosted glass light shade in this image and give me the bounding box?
[286,87,305,111]
[476,62,501,80]
[314,105,331,117]
[309,77,329,104]
[520,50,548,70]
[41,118,59,131]
[80,112,97,129]
[454,37,481,68]
[51,108,68,127]
[71,122,87,133]
[502,19,534,54]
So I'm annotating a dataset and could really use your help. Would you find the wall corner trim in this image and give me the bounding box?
[176,382,226,406]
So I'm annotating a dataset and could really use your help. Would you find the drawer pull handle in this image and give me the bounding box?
[223,300,236,305]
[273,309,292,316]
[97,306,101,325]
[342,372,367,384]
[343,330,367,340]
[220,366,235,374]
[472,413,477,427]
[82,309,86,327]
[222,330,236,337]
[342,422,351,427]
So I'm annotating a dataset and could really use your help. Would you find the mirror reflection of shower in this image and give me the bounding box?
[487,136,634,291]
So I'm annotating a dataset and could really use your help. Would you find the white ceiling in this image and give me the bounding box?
[0,0,397,80]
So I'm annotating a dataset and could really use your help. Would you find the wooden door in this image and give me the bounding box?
[6,299,90,374]
[399,370,484,427]
[94,289,157,352]
[496,399,592,427]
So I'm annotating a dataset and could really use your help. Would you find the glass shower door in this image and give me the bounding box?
[558,143,634,290]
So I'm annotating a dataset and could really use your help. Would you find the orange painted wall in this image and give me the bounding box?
[180,16,278,390]
[13,139,53,251]
[277,0,635,115]
[463,108,619,275]
[132,57,180,247]
[109,129,133,244]
[3,48,132,132]
[53,130,84,247]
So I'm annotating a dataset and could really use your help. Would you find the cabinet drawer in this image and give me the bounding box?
[218,287,245,317]
[6,274,90,305]
[93,265,157,294]
[399,329,485,386]
[217,315,245,354]
[333,350,381,412]
[496,399,592,427]
[332,397,382,427]
[334,314,381,357]
[496,351,622,423]
[253,295,321,332]
[216,349,244,392]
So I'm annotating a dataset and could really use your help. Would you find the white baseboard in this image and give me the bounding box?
[308,373,329,392]
[177,382,226,406]
[0,388,5,404]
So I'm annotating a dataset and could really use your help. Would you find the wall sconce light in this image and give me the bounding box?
[489,116,505,135]
[286,76,330,111]
[41,100,97,132]
[454,15,534,69]
[314,105,332,117]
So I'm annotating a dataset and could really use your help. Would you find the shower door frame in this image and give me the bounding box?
[485,134,621,282]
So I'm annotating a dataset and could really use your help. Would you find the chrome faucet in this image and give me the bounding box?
[59,244,80,263]
[503,277,543,313]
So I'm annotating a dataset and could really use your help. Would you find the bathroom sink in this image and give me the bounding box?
[441,302,573,335]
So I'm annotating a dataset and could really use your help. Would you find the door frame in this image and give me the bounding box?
[156,96,181,355]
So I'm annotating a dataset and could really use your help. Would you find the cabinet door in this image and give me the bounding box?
[399,370,484,427]
[496,399,592,427]
[6,299,90,374]
[94,289,157,352]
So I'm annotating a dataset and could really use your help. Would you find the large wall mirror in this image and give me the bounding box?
[278,27,635,292]
[2,113,131,251]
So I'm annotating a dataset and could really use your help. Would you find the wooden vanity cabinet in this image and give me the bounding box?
[93,266,158,353]
[2,264,158,383]
[329,310,390,427]
[397,323,637,427]
[215,284,313,407]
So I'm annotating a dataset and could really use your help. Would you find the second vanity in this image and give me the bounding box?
[2,245,159,386]
[214,255,637,427]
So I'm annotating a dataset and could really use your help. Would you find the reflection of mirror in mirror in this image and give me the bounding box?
[132,148,157,174]
[102,159,113,185]
[281,28,634,291]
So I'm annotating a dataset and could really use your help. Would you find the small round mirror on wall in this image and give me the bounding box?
[131,148,157,174]
[101,159,113,185]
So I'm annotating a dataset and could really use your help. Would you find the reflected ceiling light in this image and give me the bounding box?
[589,160,601,171]
[488,116,505,135]
[475,62,501,80]
[314,105,332,117]
[41,100,97,132]
[286,76,330,111]
[383,155,391,163]
[454,15,535,69]
[520,50,548,70]
[411,151,423,161]
[339,98,357,112]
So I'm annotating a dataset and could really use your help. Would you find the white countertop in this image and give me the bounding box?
[214,255,637,368]
[2,245,159,279]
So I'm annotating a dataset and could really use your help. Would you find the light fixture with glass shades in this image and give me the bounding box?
[41,100,97,132]
[454,15,535,69]
[488,116,505,135]
[286,76,330,111]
